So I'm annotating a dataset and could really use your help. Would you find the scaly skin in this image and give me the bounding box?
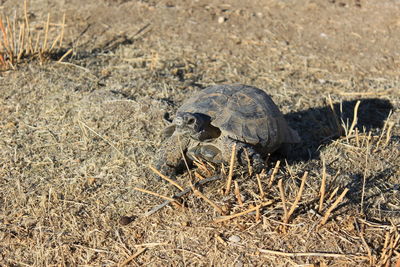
[213,136,266,173]
[187,136,266,173]
[152,133,191,179]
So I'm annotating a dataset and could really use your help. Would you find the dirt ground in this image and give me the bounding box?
[1,0,399,266]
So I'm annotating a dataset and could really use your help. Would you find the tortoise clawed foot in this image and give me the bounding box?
[252,159,266,174]
[151,162,177,181]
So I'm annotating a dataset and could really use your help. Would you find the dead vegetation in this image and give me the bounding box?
[138,105,398,264]
[0,0,68,70]
[0,0,399,266]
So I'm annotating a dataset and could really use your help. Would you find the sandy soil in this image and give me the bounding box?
[1,0,399,266]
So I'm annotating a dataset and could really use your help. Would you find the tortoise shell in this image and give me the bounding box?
[176,84,300,152]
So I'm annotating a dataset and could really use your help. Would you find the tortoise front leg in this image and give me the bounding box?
[188,137,265,173]
[152,134,191,179]
[187,144,223,163]
[217,137,265,173]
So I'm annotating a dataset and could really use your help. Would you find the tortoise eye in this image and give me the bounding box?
[187,118,195,125]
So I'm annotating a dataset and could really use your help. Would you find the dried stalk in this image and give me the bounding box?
[191,182,225,215]
[287,172,308,223]
[148,165,184,191]
[234,180,243,206]
[213,201,274,223]
[361,139,369,214]
[256,172,265,198]
[268,160,281,187]
[278,179,288,224]
[347,100,361,138]
[244,148,253,175]
[258,248,368,259]
[133,187,179,204]
[42,13,50,53]
[119,248,147,267]
[319,158,327,213]
[319,188,349,226]
[224,143,236,195]
[145,175,221,216]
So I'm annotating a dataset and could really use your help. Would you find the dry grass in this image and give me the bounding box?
[0,0,67,70]
[0,0,399,266]
[224,143,237,195]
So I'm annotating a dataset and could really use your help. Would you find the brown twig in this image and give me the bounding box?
[357,218,400,229]
[220,163,227,176]
[287,172,308,223]
[268,160,281,187]
[119,247,147,267]
[355,219,374,265]
[327,187,339,202]
[49,35,60,53]
[256,172,265,198]
[234,180,243,206]
[361,139,369,214]
[57,48,73,62]
[215,234,227,246]
[278,179,288,224]
[327,93,342,135]
[133,187,180,205]
[319,188,349,226]
[374,113,391,151]
[338,91,387,96]
[380,231,400,267]
[255,205,261,222]
[59,13,65,48]
[144,175,222,216]
[381,231,391,263]
[258,248,368,259]
[0,17,9,46]
[191,181,225,215]
[347,100,361,138]
[213,201,274,223]
[5,16,13,61]
[383,122,394,148]
[17,23,25,60]
[148,165,184,191]
[0,53,5,68]
[134,242,168,248]
[319,158,327,213]
[244,148,253,176]
[24,0,33,54]
[192,159,212,176]
[224,143,236,195]
[42,13,50,53]
[360,131,372,152]
[33,30,41,54]
[194,171,205,181]
[355,128,360,147]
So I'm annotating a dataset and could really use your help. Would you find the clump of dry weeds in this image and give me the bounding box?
[135,108,398,265]
[0,0,69,70]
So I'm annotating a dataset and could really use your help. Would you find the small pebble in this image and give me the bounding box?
[228,235,241,243]
[218,16,226,23]
[119,216,135,225]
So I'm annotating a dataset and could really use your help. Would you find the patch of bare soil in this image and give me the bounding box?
[0,0,399,266]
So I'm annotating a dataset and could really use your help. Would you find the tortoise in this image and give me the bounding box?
[153,84,300,177]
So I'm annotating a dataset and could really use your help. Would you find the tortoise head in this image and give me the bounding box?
[174,112,210,139]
